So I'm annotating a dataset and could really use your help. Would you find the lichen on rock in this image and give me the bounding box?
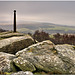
[55,44,75,73]
[13,57,36,72]
[13,40,67,73]
[11,71,33,75]
[0,34,34,54]
[0,52,16,72]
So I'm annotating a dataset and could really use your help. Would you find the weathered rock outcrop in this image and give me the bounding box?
[13,41,75,74]
[13,40,65,73]
[0,32,24,38]
[11,71,33,75]
[13,57,36,72]
[55,44,75,73]
[0,34,34,54]
[0,35,75,74]
[0,52,16,72]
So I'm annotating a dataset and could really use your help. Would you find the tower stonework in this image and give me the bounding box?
[14,10,16,32]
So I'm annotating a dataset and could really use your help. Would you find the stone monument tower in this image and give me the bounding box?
[14,10,16,32]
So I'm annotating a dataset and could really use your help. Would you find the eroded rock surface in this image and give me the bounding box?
[0,52,16,72]
[0,34,34,54]
[14,57,36,72]
[55,44,75,73]
[11,71,33,75]
[0,36,75,74]
[13,41,75,74]
[13,40,66,73]
[0,32,24,38]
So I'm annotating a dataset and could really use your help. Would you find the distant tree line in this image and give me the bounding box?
[0,28,7,32]
[29,30,75,45]
[50,33,75,45]
[33,30,50,42]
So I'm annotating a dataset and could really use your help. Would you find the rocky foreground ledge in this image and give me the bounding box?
[0,32,34,54]
[14,40,75,74]
[0,32,75,74]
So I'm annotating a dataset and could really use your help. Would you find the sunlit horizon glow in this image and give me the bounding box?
[0,1,75,26]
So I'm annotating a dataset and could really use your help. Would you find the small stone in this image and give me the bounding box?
[11,71,33,75]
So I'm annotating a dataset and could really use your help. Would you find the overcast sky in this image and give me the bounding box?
[0,1,75,26]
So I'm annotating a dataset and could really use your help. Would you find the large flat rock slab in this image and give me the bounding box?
[0,32,24,39]
[0,34,34,54]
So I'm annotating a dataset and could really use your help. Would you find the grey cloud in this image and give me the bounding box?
[0,1,75,25]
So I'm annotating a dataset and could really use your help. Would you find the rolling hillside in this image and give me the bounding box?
[0,22,75,34]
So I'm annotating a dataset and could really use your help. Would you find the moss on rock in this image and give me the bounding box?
[0,35,34,54]
[13,57,36,72]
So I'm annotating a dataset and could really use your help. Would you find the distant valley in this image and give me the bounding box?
[0,22,75,34]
